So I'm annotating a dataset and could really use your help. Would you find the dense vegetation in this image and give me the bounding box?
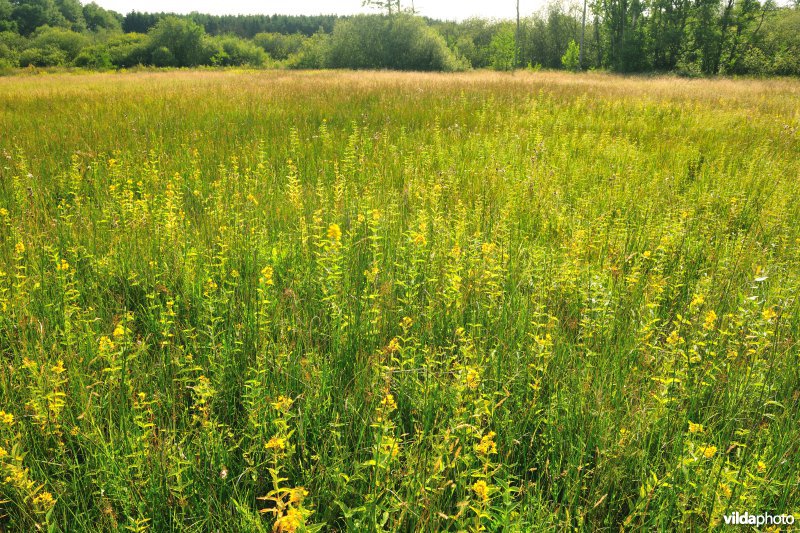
[0,70,798,531]
[0,0,798,74]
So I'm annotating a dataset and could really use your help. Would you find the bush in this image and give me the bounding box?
[210,35,266,66]
[286,31,329,69]
[19,44,66,66]
[150,45,175,67]
[106,32,148,68]
[72,43,111,69]
[489,25,515,71]
[253,32,305,60]
[561,39,580,71]
[30,25,88,61]
[326,14,466,72]
[147,16,206,67]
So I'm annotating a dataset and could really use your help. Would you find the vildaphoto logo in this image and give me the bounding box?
[722,512,795,526]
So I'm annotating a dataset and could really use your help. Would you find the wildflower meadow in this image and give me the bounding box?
[0,70,798,531]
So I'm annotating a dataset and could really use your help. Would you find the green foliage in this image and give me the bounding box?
[285,31,329,68]
[147,16,208,67]
[327,14,466,71]
[29,25,88,60]
[72,41,109,68]
[82,1,120,32]
[10,0,67,36]
[18,43,64,65]
[209,34,266,66]
[253,31,304,60]
[561,39,580,71]
[105,31,148,67]
[489,24,515,71]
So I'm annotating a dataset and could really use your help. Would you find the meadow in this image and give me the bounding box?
[0,70,798,531]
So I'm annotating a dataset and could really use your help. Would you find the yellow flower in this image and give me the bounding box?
[56,259,70,272]
[411,232,426,246]
[702,445,717,459]
[762,307,777,321]
[327,223,342,242]
[98,336,114,353]
[703,310,717,331]
[690,294,705,309]
[757,460,767,473]
[113,324,126,339]
[465,367,481,390]
[472,479,490,502]
[247,193,258,206]
[688,421,703,434]
[273,507,304,533]
[271,395,294,412]
[14,241,25,255]
[288,487,309,505]
[260,265,274,286]
[32,491,55,511]
[666,330,682,346]
[475,431,497,456]
[380,393,397,412]
[0,410,14,426]
[0,208,8,217]
[265,436,287,451]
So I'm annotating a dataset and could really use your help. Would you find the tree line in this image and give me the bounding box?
[0,0,797,75]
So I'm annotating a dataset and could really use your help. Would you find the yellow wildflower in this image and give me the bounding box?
[271,395,294,412]
[380,393,397,412]
[702,445,717,459]
[0,410,13,426]
[32,491,55,510]
[327,223,342,242]
[757,460,767,473]
[762,307,777,321]
[288,487,308,505]
[265,437,287,451]
[703,310,717,331]
[14,241,25,255]
[475,431,497,456]
[690,294,705,309]
[465,367,481,390]
[113,324,126,339]
[260,265,274,285]
[472,479,490,502]
[273,507,304,533]
[688,421,703,434]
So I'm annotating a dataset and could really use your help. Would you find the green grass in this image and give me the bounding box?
[0,70,798,531]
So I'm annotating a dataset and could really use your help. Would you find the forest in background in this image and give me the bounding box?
[0,0,798,76]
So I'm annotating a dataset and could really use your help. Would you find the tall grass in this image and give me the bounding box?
[0,70,798,531]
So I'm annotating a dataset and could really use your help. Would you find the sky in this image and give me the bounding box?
[92,0,539,22]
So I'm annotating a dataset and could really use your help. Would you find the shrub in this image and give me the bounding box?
[489,25,515,71]
[286,31,329,69]
[326,14,466,72]
[561,39,580,71]
[30,25,88,61]
[253,32,305,60]
[150,45,175,67]
[19,44,66,66]
[106,32,148,68]
[147,16,206,67]
[210,35,266,66]
[72,43,111,69]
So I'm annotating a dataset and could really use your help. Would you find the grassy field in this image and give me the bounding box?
[0,70,799,531]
